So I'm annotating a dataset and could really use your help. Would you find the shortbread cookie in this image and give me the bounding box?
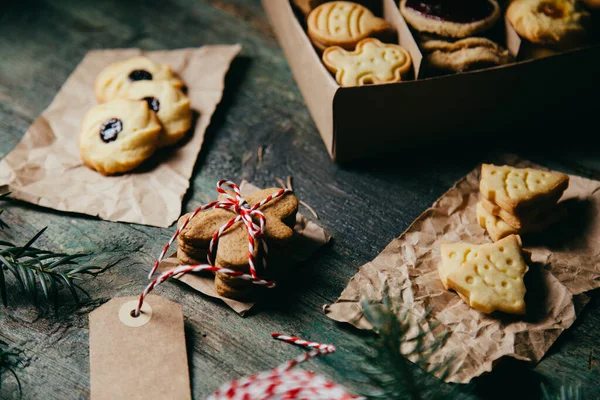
[444,235,529,315]
[477,202,518,242]
[79,99,161,175]
[307,2,392,50]
[322,38,412,87]
[480,197,558,229]
[400,0,501,38]
[507,0,590,46]
[177,188,298,301]
[123,81,192,147]
[95,56,185,103]
[479,164,569,217]
[421,37,512,73]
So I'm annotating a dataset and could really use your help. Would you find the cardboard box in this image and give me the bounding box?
[263,0,600,162]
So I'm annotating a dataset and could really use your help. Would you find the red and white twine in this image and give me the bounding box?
[133,180,290,317]
[207,333,363,400]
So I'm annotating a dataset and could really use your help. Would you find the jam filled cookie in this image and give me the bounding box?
[422,37,512,73]
[79,99,161,175]
[399,0,501,38]
[507,0,590,47]
[322,38,412,87]
[94,56,185,103]
[123,81,192,148]
[307,1,392,51]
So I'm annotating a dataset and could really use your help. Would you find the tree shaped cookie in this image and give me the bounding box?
[177,188,298,300]
[479,164,569,216]
[322,38,412,87]
[442,235,529,315]
[307,1,391,51]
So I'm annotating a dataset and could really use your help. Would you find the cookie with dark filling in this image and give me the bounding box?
[399,0,501,38]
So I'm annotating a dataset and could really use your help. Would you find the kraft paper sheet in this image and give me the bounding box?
[0,46,241,227]
[325,157,600,383]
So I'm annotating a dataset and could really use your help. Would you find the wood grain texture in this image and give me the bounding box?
[0,0,599,399]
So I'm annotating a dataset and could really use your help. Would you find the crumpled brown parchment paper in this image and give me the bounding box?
[325,157,600,383]
[158,181,332,316]
[0,46,241,227]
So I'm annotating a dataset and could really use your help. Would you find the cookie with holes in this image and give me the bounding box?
[95,56,185,103]
[399,0,501,38]
[79,99,161,175]
[507,0,590,47]
[307,1,392,51]
[322,38,412,87]
[123,80,192,148]
[177,188,299,301]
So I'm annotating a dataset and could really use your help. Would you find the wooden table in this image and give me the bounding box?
[1,1,599,399]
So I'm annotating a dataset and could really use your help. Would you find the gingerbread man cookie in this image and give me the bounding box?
[95,56,185,103]
[307,1,392,51]
[177,188,299,300]
[322,38,412,87]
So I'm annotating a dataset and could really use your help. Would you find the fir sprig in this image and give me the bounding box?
[0,227,103,311]
[0,339,25,395]
[352,287,468,400]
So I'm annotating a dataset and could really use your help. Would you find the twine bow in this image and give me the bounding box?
[133,180,291,317]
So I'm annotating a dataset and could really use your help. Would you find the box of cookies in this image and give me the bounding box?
[263,0,600,162]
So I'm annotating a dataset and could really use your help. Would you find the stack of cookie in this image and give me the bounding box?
[176,188,298,301]
[79,56,192,175]
[399,0,512,75]
[304,1,414,87]
[476,164,570,242]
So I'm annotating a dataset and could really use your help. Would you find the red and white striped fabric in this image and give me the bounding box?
[207,333,363,400]
[133,180,289,317]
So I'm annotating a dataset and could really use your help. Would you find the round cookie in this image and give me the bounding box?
[79,99,161,175]
[506,0,590,46]
[95,56,184,103]
[123,81,192,147]
[422,37,512,73]
[399,0,501,38]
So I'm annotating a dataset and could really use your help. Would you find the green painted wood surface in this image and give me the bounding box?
[0,0,599,398]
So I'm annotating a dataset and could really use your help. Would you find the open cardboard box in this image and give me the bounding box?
[263,0,600,162]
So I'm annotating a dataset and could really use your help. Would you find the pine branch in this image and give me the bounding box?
[0,339,25,396]
[0,227,104,312]
[0,192,10,230]
[343,285,472,400]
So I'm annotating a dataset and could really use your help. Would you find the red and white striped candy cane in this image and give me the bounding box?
[134,180,291,317]
[207,333,363,400]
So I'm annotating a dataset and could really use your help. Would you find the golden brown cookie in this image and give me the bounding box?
[95,56,185,103]
[399,0,501,38]
[322,38,413,87]
[307,1,392,50]
[442,235,529,315]
[480,197,558,230]
[506,0,590,46]
[421,37,512,73]
[177,188,299,300]
[123,81,192,148]
[79,99,161,175]
[479,164,569,218]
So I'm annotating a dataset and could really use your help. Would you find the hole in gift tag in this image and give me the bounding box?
[119,300,152,327]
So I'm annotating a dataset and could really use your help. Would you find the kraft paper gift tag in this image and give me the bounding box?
[89,295,191,400]
[0,46,240,228]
